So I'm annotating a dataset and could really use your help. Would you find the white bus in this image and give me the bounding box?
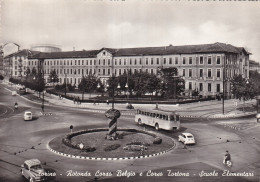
[135,109,181,131]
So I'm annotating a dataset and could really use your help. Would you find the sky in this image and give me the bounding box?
[1,0,260,62]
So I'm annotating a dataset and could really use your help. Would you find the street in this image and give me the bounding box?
[0,83,259,182]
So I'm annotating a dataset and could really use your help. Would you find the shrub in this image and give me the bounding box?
[104,144,121,151]
[153,137,162,144]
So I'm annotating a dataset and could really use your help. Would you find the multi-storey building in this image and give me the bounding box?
[249,60,260,73]
[4,42,250,97]
[3,50,40,79]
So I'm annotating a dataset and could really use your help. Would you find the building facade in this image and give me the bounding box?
[4,42,250,97]
[3,50,40,79]
[249,60,260,73]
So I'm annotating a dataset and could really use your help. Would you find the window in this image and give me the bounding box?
[103,59,105,65]
[119,59,121,65]
[200,69,203,77]
[103,69,105,75]
[175,57,178,65]
[182,57,186,64]
[216,84,220,92]
[189,82,192,90]
[108,69,110,75]
[182,69,186,77]
[74,60,76,65]
[217,56,221,64]
[135,59,137,65]
[139,58,142,65]
[208,83,212,92]
[189,69,192,77]
[200,56,203,64]
[130,59,132,65]
[82,69,84,75]
[78,60,80,65]
[151,58,153,65]
[208,56,212,64]
[169,58,172,64]
[115,59,117,65]
[108,59,110,65]
[82,60,84,65]
[199,83,203,91]
[207,69,212,77]
[157,58,159,64]
[90,60,92,65]
[99,59,101,65]
[217,69,221,78]
[164,58,166,64]
[189,57,192,64]
[124,59,126,65]
[146,58,148,65]
[151,69,154,75]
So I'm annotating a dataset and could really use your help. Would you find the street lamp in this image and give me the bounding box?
[51,77,54,88]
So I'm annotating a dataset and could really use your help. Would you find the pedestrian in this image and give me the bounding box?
[106,100,109,105]
[73,96,76,104]
[41,105,44,113]
[93,100,96,105]
[224,150,231,164]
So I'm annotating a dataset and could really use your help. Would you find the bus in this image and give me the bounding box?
[135,109,180,131]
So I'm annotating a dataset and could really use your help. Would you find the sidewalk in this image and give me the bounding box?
[2,81,257,119]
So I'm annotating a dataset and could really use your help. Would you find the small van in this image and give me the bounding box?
[24,111,33,121]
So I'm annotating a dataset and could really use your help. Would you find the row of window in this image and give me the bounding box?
[27,55,228,67]
[188,82,222,92]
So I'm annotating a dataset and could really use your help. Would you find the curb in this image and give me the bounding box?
[46,139,175,161]
[40,112,53,116]
[220,123,241,131]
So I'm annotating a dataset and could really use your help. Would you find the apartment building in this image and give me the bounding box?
[4,42,250,97]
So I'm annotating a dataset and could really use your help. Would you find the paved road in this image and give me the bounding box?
[0,83,259,182]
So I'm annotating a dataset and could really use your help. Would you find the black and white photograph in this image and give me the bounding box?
[0,0,260,181]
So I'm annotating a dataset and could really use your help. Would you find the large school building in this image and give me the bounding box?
[3,42,250,97]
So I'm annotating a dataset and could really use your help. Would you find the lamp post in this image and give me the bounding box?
[222,56,226,115]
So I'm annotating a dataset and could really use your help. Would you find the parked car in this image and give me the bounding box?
[178,133,196,145]
[24,111,33,121]
[12,91,17,96]
[21,159,46,182]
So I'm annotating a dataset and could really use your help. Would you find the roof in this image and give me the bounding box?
[182,133,194,136]
[100,42,251,56]
[24,159,41,167]
[4,49,40,59]
[7,42,250,60]
[136,108,178,115]
[30,50,99,59]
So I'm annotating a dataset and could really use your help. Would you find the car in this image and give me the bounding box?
[21,159,46,182]
[24,111,33,121]
[12,91,17,96]
[178,133,195,145]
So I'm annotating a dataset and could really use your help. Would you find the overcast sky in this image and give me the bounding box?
[1,0,260,62]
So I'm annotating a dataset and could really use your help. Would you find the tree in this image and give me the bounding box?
[31,67,37,77]
[78,74,101,99]
[25,67,31,80]
[231,74,258,112]
[48,70,59,83]
[158,67,185,98]
[249,70,260,95]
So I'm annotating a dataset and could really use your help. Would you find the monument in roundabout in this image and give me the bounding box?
[48,107,175,159]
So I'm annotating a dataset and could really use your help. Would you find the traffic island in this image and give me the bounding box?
[48,128,175,160]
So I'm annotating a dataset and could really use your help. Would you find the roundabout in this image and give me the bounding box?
[47,128,176,160]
